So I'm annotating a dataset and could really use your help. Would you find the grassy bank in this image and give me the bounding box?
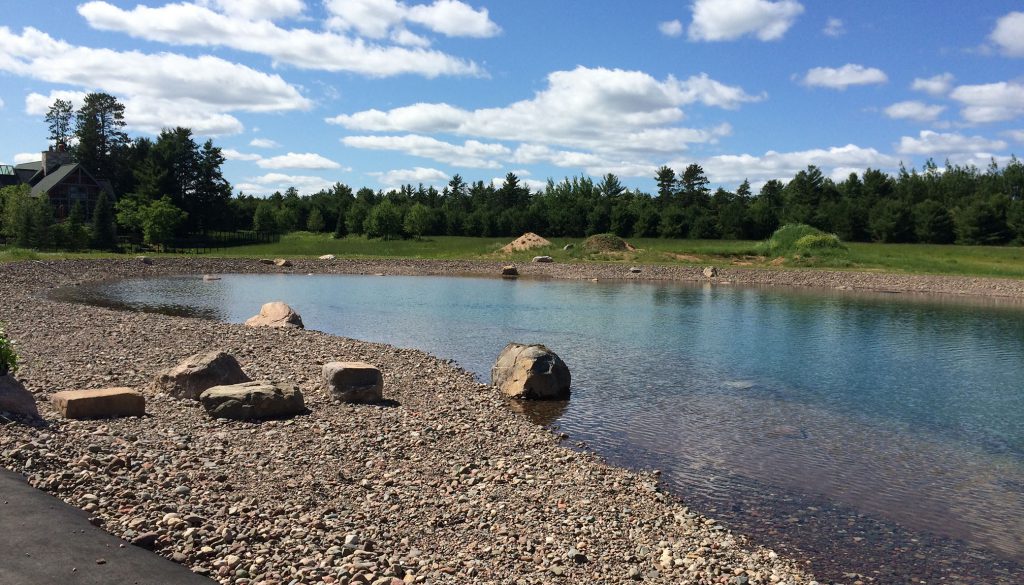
[3,232,1023,279]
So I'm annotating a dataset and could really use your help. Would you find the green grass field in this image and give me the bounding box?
[3,232,1023,279]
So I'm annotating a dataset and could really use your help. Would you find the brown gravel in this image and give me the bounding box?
[2,257,1021,585]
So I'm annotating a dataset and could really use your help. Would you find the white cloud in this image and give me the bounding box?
[490,176,548,192]
[79,1,486,78]
[0,97,4,109]
[1,26,310,135]
[325,0,499,39]
[883,101,946,122]
[222,148,263,161]
[204,0,305,20]
[695,144,899,184]
[256,152,343,169]
[659,19,683,37]
[249,138,280,148]
[688,0,804,42]
[950,81,1024,123]
[897,131,1007,155]
[823,17,844,37]
[25,90,88,115]
[802,64,887,89]
[911,73,954,96]
[342,135,509,168]
[329,66,760,159]
[1005,129,1024,143]
[990,11,1024,57]
[236,172,336,195]
[14,152,38,164]
[370,166,448,187]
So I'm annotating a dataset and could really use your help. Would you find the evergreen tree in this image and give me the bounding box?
[306,208,326,232]
[63,202,89,251]
[90,191,117,250]
[45,99,75,147]
[253,203,279,234]
[74,93,128,181]
[333,207,348,239]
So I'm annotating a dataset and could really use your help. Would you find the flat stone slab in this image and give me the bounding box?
[322,361,383,403]
[50,388,145,419]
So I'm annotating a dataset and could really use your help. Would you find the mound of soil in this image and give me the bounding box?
[500,232,551,253]
[583,233,636,252]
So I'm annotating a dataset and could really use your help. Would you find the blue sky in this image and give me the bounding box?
[1,0,1022,195]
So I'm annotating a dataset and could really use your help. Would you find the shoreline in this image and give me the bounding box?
[2,257,1022,584]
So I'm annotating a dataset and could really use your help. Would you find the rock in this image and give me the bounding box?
[629,266,641,274]
[274,258,292,267]
[152,351,251,400]
[563,244,574,250]
[131,532,159,550]
[137,256,153,265]
[203,274,221,281]
[0,375,39,417]
[491,343,571,400]
[501,265,519,277]
[319,254,336,260]
[532,256,554,263]
[244,301,304,329]
[703,266,718,278]
[199,381,305,420]
[322,362,383,403]
[50,388,145,419]
[258,259,274,265]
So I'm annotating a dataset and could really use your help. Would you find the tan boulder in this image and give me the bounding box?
[274,258,292,267]
[51,388,145,419]
[322,361,383,403]
[703,266,718,278]
[491,343,571,400]
[152,351,251,400]
[319,254,336,260]
[245,301,304,329]
[200,381,305,420]
[0,375,38,417]
[532,255,554,263]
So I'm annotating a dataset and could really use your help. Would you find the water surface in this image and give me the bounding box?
[57,274,1024,582]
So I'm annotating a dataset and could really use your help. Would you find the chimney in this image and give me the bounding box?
[41,143,72,176]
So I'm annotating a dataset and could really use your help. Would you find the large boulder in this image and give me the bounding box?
[0,375,38,417]
[245,302,304,329]
[703,266,718,278]
[199,381,305,421]
[491,343,571,400]
[152,351,251,400]
[322,362,383,403]
[51,388,145,419]
[501,265,519,277]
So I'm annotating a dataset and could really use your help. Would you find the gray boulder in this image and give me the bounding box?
[199,381,305,420]
[152,351,251,400]
[0,375,38,417]
[703,266,718,278]
[491,343,571,400]
[532,255,554,263]
[322,361,383,403]
[245,301,304,329]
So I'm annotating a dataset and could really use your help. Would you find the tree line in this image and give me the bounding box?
[2,92,1023,249]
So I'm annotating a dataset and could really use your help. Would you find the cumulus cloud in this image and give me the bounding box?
[370,167,449,187]
[235,172,337,195]
[688,0,804,42]
[897,131,1007,155]
[911,73,954,96]
[1005,129,1024,143]
[490,176,548,192]
[256,152,343,169]
[802,64,887,89]
[694,144,899,185]
[342,135,509,168]
[324,0,499,39]
[329,66,759,159]
[659,19,683,37]
[950,81,1024,123]
[0,97,4,109]
[79,1,486,78]
[222,148,263,161]
[14,152,38,164]
[203,0,305,20]
[883,101,946,122]
[249,138,280,148]
[990,11,1024,57]
[823,17,844,37]
[24,90,88,115]
[1,26,310,135]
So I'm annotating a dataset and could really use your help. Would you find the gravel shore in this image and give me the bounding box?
[2,257,1021,585]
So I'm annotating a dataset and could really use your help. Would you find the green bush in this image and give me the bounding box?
[583,233,630,252]
[0,324,17,377]
[760,223,846,258]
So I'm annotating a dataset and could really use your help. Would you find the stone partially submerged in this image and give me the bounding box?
[0,375,38,417]
[322,361,383,403]
[152,351,251,400]
[199,381,305,420]
[245,301,304,329]
[491,343,571,400]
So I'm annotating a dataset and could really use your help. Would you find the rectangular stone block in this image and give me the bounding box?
[51,388,145,419]
[322,361,383,403]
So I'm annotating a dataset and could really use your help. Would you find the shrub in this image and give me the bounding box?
[0,324,17,377]
[583,233,630,252]
[760,223,846,258]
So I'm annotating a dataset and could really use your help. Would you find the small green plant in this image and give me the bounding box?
[0,324,17,377]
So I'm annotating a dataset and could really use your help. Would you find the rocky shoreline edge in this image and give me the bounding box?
[1,257,1020,585]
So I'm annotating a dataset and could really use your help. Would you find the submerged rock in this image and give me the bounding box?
[245,301,304,329]
[491,343,571,400]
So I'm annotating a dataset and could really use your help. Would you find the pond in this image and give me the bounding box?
[55,273,1024,582]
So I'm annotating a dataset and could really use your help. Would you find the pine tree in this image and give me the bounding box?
[333,209,348,239]
[91,191,117,250]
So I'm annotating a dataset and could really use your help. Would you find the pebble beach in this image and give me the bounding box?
[3,257,1023,585]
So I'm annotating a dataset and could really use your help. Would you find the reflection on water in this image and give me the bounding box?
[52,274,1024,582]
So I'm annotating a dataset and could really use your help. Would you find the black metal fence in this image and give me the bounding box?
[120,230,280,254]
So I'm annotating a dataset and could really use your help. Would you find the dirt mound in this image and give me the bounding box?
[500,232,551,253]
[583,233,636,252]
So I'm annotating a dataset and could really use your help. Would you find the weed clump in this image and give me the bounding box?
[760,224,847,262]
[583,233,633,252]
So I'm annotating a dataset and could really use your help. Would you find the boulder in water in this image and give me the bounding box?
[491,343,571,400]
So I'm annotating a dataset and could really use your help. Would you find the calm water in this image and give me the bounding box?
[57,274,1024,582]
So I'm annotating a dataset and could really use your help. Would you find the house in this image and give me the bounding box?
[4,144,115,221]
